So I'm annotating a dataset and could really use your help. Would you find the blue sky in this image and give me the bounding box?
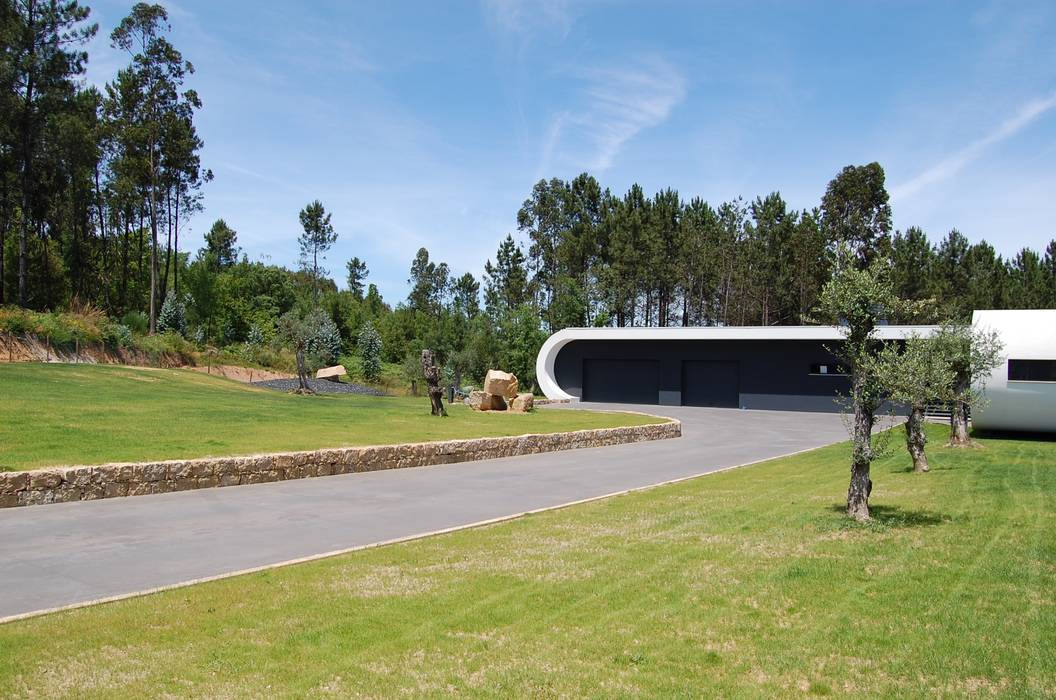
[83,1,1056,302]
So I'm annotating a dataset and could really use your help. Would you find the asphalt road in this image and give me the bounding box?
[0,404,848,620]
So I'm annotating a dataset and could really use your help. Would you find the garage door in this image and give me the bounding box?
[682,360,739,407]
[582,359,660,404]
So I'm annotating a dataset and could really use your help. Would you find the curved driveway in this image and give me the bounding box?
[0,405,848,620]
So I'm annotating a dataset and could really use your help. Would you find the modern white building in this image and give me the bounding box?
[535,309,1056,433]
[971,309,1056,433]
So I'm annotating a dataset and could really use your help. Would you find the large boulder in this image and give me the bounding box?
[508,393,534,413]
[315,365,347,382]
[483,369,519,399]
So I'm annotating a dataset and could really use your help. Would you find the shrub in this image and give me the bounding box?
[246,324,265,347]
[157,291,188,336]
[358,320,383,382]
[121,311,149,335]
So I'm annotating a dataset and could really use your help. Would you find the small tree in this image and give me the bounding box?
[818,251,910,520]
[157,290,188,336]
[346,257,369,299]
[876,334,955,472]
[277,309,338,392]
[358,320,382,382]
[931,321,1004,446]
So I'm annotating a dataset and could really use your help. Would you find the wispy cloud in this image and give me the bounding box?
[891,90,1056,200]
[480,0,577,39]
[566,57,687,171]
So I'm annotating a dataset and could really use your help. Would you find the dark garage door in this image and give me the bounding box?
[682,361,740,408]
[582,359,660,404]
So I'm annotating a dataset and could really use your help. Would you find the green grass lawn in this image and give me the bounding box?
[1,424,1052,698]
[0,364,665,471]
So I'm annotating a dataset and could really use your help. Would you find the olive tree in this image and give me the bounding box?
[277,309,338,392]
[818,251,912,520]
[876,334,955,472]
[931,321,1004,446]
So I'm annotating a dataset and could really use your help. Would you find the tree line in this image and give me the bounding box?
[2,2,1053,395]
[1,1,208,333]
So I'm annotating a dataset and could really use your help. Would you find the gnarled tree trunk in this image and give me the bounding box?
[906,404,929,472]
[421,349,447,417]
[847,377,874,521]
[949,399,971,446]
[295,347,310,392]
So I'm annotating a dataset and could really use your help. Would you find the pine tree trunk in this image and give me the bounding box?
[906,405,929,472]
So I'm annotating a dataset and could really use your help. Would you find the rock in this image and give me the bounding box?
[468,390,488,411]
[483,370,519,399]
[509,393,534,413]
[488,393,508,410]
[315,365,348,382]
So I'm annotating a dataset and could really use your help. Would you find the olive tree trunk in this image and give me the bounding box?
[949,399,971,446]
[296,347,309,391]
[421,349,447,417]
[847,382,874,521]
[906,405,929,472]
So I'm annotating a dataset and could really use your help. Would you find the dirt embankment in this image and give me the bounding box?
[187,364,293,383]
[0,332,189,368]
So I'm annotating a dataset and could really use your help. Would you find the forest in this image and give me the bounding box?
[2,2,1054,391]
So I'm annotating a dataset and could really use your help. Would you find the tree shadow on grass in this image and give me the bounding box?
[826,503,949,529]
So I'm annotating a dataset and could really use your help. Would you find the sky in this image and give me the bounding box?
[82,0,1056,303]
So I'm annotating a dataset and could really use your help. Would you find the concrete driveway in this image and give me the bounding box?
[0,405,848,620]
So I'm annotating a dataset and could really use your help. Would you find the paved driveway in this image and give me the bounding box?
[0,405,848,620]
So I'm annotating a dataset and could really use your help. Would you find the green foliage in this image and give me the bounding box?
[157,290,188,336]
[876,334,955,407]
[298,200,338,301]
[820,162,892,268]
[930,320,1004,408]
[357,320,382,382]
[202,219,240,270]
[245,323,265,347]
[120,311,150,335]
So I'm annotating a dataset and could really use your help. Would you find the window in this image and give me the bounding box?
[1008,359,1056,382]
[810,363,847,376]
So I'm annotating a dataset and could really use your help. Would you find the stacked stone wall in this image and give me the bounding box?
[0,420,680,508]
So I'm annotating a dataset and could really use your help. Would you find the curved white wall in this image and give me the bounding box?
[972,310,1056,433]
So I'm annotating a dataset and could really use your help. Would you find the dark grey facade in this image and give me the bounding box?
[554,339,850,412]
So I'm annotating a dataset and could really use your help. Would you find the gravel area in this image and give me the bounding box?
[253,378,388,396]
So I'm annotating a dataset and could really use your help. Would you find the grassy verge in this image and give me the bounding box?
[0,364,665,471]
[0,424,1052,697]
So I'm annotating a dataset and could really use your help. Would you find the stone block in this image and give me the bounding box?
[51,488,82,503]
[508,393,534,413]
[174,478,198,491]
[219,473,240,487]
[0,493,19,508]
[28,470,62,490]
[134,463,166,483]
[483,369,519,399]
[83,484,105,500]
[0,471,28,494]
[315,364,347,381]
[104,482,129,498]
[63,467,94,488]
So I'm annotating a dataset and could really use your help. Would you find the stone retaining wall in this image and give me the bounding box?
[0,420,680,508]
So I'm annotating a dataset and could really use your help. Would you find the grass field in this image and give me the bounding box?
[0,364,664,471]
[0,423,1052,697]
